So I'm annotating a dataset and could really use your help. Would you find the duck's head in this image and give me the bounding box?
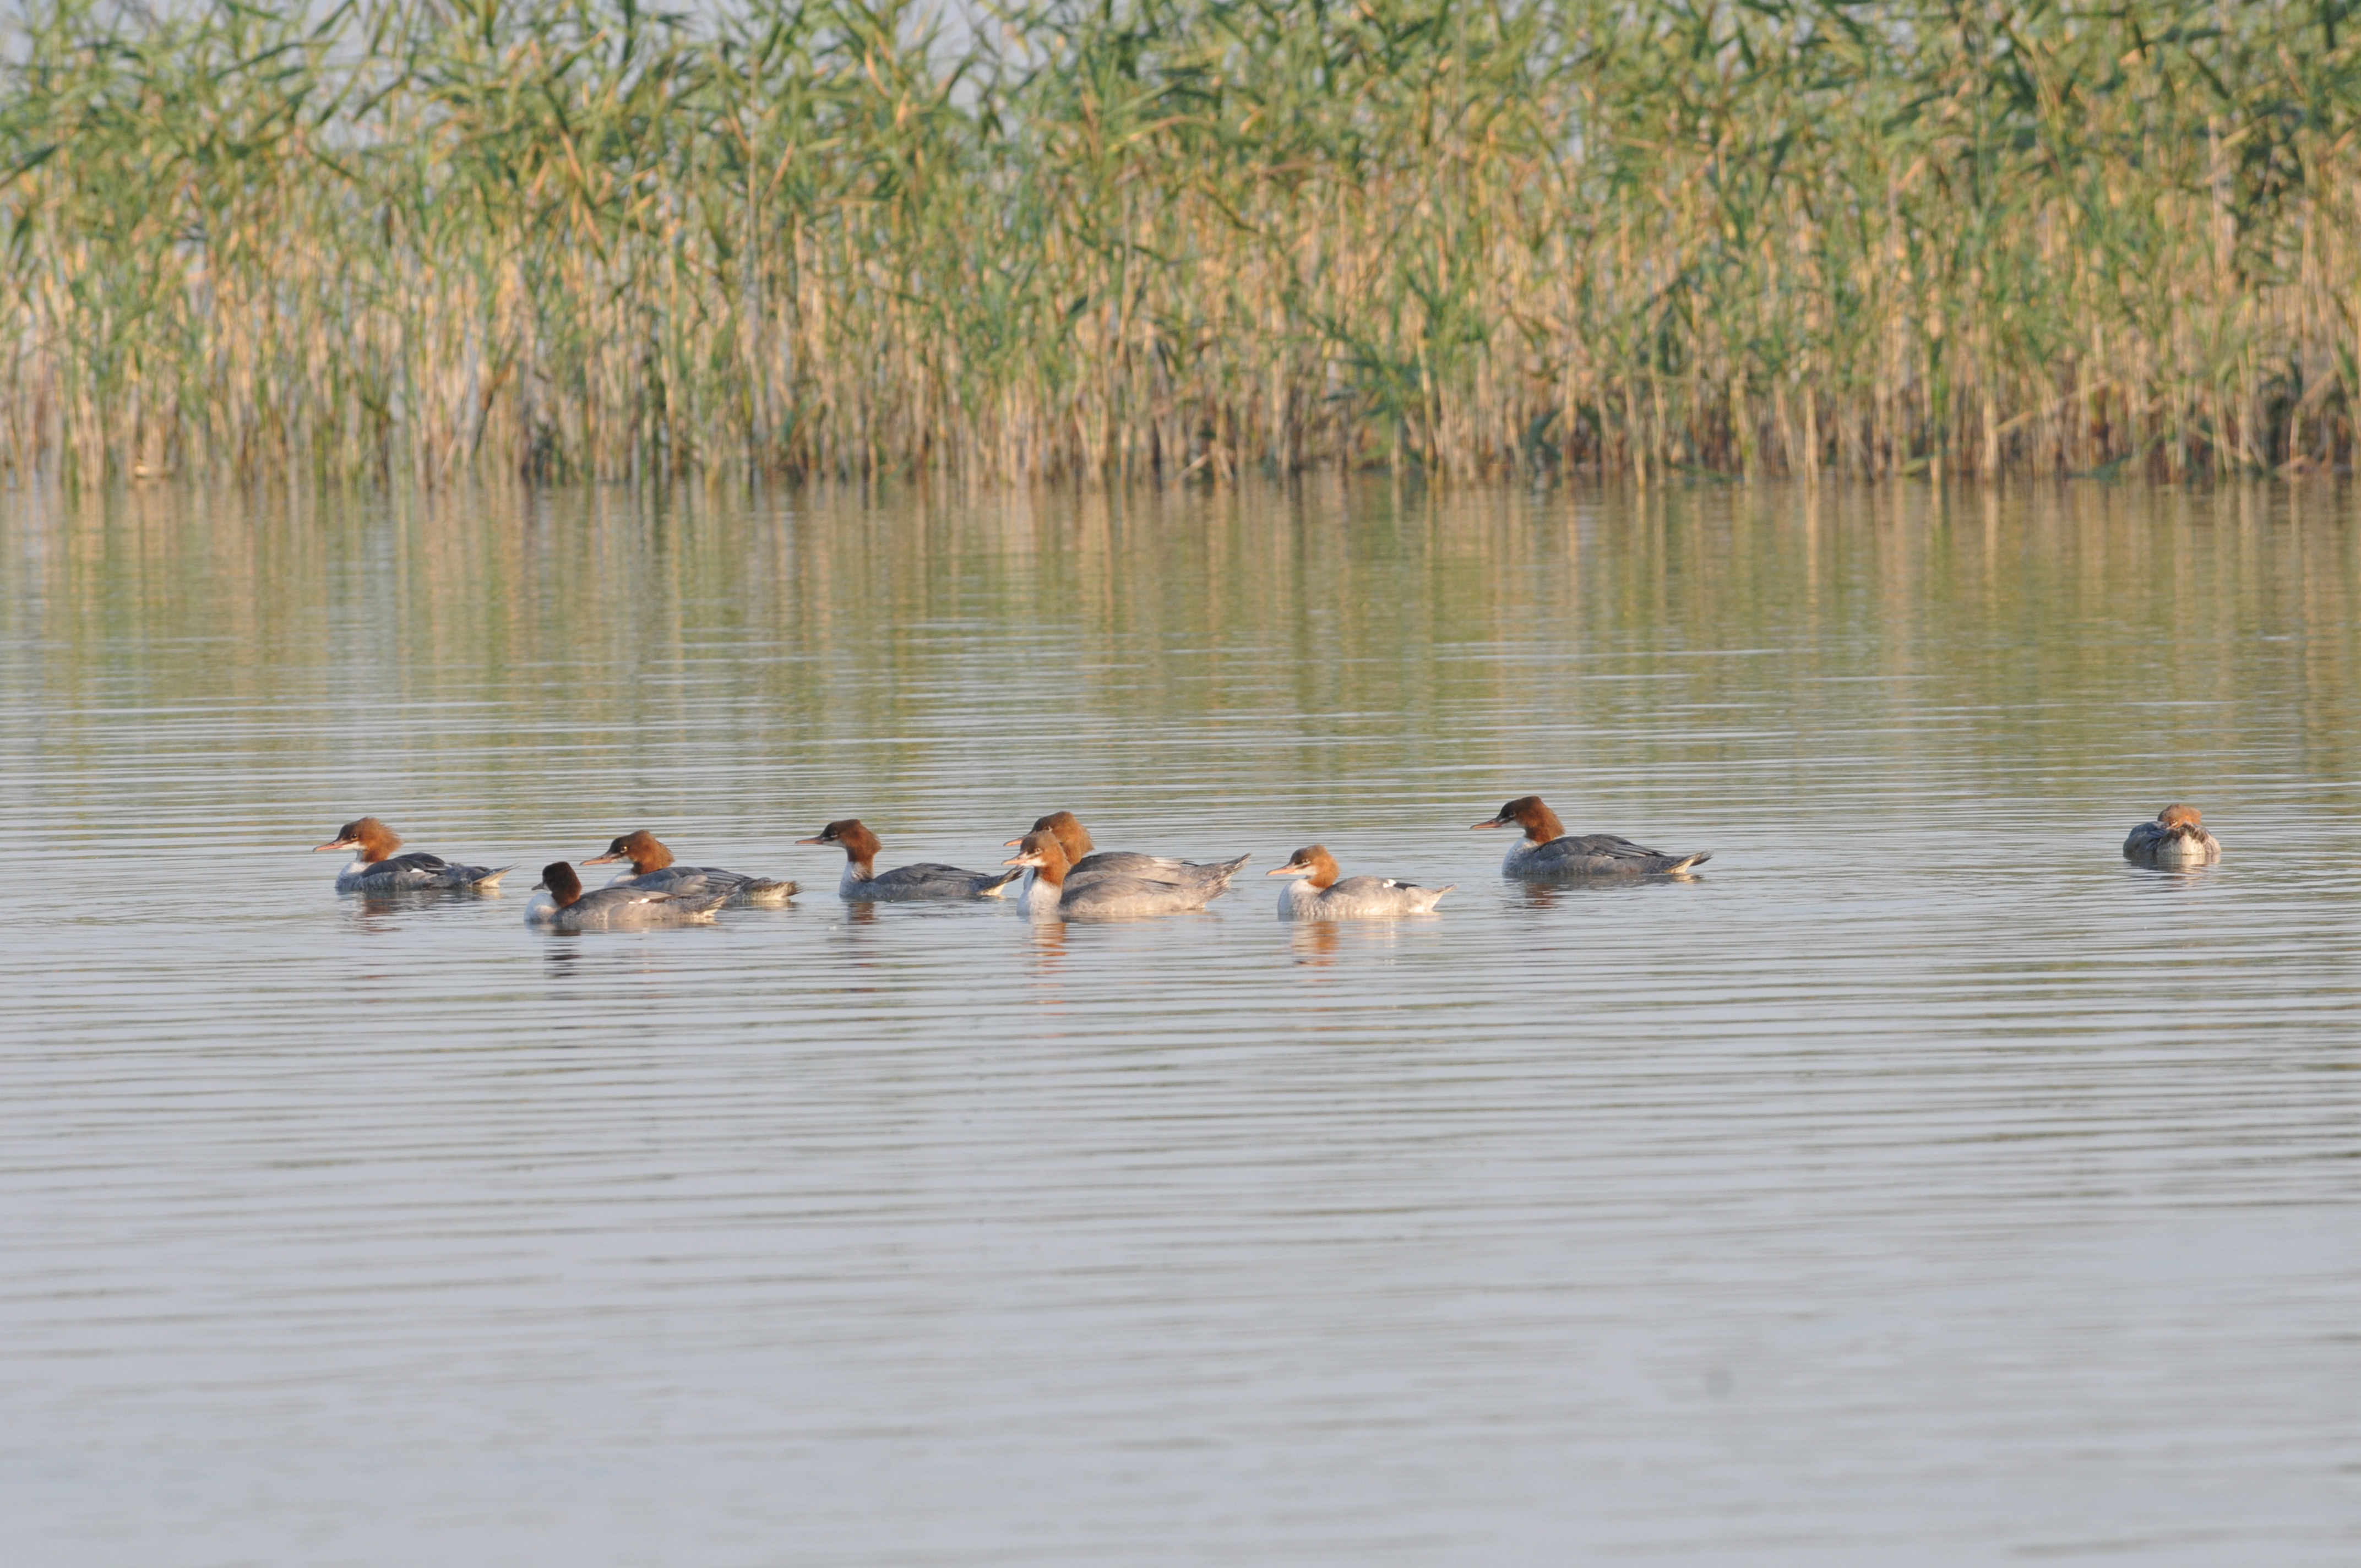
[1007,810,1092,864]
[798,819,882,865]
[1471,796,1565,844]
[1003,829,1070,883]
[1267,845,1341,890]
[583,829,672,873]
[313,816,401,863]
[532,862,585,907]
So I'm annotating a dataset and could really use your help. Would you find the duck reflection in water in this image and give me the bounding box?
[1290,920,1343,967]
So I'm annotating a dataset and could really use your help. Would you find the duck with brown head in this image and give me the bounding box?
[1469,796,1709,878]
[312,816,510,892]
[582,829,797,906]
[525,862,731,930]
[2123,803,2222,867]
[1003,809,1250,899]
[1004,831,1250,921]
[796,820,1024,901]
[1269,845,1454,919]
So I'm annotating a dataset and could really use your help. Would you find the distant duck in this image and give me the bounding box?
[1005,830,1248,920]
[1269,845,1452,919]
[1007,810,1250,897]
[1470,797,1709,877]
[797,819,1023,901]
[581,829,796,906]
[2123,803,2221,867]
[313,816,510,892]
[525,862,729,930]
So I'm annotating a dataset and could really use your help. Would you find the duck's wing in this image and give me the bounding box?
[866,863,1019,899]
[1533,834,1707,875]
[1067,850,1249,890]
[625,864,796,903]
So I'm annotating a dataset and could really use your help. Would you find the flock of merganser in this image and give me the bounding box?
[313,798,2224,932]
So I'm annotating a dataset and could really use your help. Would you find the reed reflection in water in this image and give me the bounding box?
[0,479,2355,1565]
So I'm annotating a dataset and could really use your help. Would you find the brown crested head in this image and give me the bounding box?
[1004,829,1070,883]
[585,829,671,872]
[1267,845,1341,889]
[1020,810,1093,863]
[533,861,585,907]
[798,819,882,865]
[314,815,401,861]
[1471,796,1565,845]
[2157,803,2205,834]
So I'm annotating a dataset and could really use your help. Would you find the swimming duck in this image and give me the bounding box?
[2123,803,2222,867]
[1470,797,1709,877]
[581,829,797,906]
[525,862,730,930]
[1269,845,1453,919]
[797,819,1023,901]
[1006,810,1249,896]
[1005,830,1248,921]
[312,816,510,892]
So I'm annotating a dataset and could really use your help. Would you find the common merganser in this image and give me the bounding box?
[581,829,797,905]
[796,820,1023,901]
[1470,797,1709,876]
[1269,845,1453,919]
[312,816,510,892]
[2123,803,2221,866]
[1005,810,1248,896]
[1004,830,1247,920]
[525,862,729,929]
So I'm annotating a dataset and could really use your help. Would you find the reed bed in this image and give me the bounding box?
[5,0,2360,484]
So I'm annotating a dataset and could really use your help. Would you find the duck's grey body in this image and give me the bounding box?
[1501,834,1707,878]
[608,865,797,906]
[527,884,729,930]
[1277,874,1452,919]
[840,861,1023,901]
[2124,805,2221,867]
[1027,862,1247,920]
[336,852,510,892]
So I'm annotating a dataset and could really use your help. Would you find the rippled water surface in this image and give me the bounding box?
[2,480,2357,1565]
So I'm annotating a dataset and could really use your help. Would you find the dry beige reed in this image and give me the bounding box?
[5,0,2360,484]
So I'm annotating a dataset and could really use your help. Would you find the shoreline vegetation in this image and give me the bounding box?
[6,1,2361,486]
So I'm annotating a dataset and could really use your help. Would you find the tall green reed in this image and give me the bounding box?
[4,0,2359,483]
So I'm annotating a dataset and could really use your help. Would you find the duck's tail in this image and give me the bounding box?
[735,877,798,905]
[976,867,1026,897]
[1203,853,1252,894]
[466,865,514,890]
[1662,851,1711,874]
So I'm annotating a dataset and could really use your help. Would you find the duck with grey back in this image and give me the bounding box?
[1470,796,1709,878]
[1270,845,1453,918]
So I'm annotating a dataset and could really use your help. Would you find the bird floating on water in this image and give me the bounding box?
[1269,845,1452,919]
[2123,803,2221,867]
[583,829,796,905]
[1468,797,1709,878]
[798,819,1024,901]
[525,861,729,929]
[313,816,509,892]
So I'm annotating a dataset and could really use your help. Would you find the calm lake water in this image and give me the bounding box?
[1,479,2356,1565]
